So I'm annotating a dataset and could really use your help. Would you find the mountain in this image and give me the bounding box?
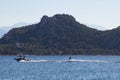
[94,27,120,50]
[0,14,120,55]
[0,22,30,38]
[85,24,107,31]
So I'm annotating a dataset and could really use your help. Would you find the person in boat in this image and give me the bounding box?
[69,56,72,60]
[14,55,29,61]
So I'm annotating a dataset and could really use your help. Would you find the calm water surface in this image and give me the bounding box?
[0,55,120,80]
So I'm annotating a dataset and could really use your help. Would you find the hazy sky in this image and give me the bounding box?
[0,0,120,29]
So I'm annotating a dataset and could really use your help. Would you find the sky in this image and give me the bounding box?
[0,0,120,29]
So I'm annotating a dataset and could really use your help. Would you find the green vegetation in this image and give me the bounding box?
[0,14,120,55]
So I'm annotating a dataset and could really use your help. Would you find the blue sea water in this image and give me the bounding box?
[0,55,120,80]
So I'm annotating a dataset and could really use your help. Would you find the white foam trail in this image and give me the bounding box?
[19,59,108,63]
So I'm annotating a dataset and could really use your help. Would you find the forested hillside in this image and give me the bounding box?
[0,14,120,55]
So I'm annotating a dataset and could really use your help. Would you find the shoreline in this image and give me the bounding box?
[0,54,120,56]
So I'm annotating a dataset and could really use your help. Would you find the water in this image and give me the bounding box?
[0,55,120,80]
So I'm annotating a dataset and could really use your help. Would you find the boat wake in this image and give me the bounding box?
[19,59,108,63]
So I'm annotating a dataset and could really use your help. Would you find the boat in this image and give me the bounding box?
[14,55,30,62]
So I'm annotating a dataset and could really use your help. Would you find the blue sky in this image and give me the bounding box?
[0,0,120,29]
